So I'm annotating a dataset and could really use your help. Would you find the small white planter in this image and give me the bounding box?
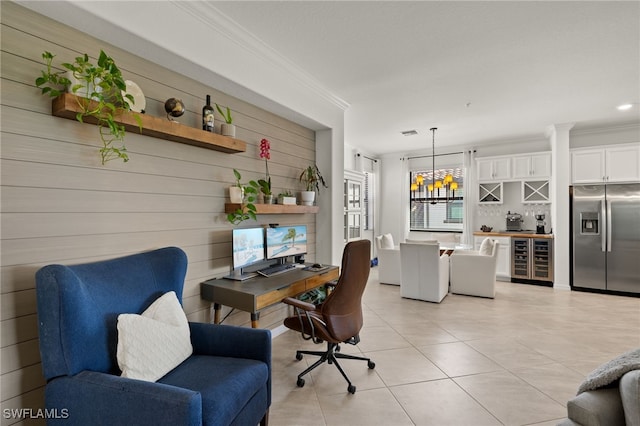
[300,191,316,206]
[229,186,243,203]
[278,196,297,205]
[221,123,236,137]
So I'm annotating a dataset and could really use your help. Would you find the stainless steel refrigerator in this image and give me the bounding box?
[570,184,640,294]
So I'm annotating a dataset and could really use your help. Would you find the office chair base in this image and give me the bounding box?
[294,342,375,394]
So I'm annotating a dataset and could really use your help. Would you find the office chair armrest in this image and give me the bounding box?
[282,297,317,312]
[282,297,323,343]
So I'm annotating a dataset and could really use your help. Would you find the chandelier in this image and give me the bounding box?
[410,128,459,204]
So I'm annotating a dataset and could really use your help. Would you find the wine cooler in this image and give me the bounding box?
[511,238,553,284]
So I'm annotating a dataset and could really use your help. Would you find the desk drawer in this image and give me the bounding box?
[306,268,339,290]
[257,280,306,310]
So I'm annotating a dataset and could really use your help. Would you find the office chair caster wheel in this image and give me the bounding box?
[348,384,356,394]
[368,361,376,369]
[295,352,303,361]
[297,378,305,388]
[336,345,341,352]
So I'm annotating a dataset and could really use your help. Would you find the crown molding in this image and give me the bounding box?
[570,120,640,136]
[170,1,350,112]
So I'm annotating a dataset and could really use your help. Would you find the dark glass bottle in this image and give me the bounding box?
[202,95,214,132]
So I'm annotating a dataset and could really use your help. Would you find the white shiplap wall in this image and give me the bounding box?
[0,3,317,422]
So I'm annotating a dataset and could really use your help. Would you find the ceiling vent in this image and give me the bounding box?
[401,130,418,136]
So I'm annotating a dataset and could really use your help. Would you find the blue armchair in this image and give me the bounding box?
[36,247,271,426]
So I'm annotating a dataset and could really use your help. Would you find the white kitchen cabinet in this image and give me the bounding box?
[572,144,640,184]
[474,236,511,281]
[605,145,640,182]
[477,157,511,182]
[512,153,551,179]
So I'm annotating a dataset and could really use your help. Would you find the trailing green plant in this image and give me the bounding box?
[232,168,243,188]
[35,50,141,164]
[215,103,233,124]
[226,169,258,225]
[298,286,327,305]
[299,164,328,192]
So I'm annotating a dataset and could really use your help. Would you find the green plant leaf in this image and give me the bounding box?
[215,103,233,124]
[36,49,137,164]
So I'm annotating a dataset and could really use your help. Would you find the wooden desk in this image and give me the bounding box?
[201,265,339,328]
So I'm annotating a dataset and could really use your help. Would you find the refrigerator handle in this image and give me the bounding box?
[606,199,612,252]
[601,200,606,252]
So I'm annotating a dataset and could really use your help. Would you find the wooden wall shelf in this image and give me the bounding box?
[225,203,320,214]
[52,93,246,154]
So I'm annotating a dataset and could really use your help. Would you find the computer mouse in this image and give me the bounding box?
[312,263,322,268]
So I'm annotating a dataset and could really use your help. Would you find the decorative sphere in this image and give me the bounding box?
[164,98,185,118]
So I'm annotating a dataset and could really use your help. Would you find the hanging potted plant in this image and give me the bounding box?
[299,164,328,206]
[226,169,258,225]
[229,168,244,203]
[35,50,142,164]
[216,103,235,137]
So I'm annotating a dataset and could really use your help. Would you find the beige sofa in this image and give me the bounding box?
[559,349,640,426]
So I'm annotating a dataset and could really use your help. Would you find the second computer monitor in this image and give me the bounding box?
[266,225,307,260]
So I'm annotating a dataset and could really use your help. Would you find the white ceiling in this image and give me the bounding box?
[210,1,639,155]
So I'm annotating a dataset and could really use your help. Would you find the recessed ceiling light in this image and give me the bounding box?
[617,103,633,111]
[401,130,418,136]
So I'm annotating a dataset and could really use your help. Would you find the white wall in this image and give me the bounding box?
[17,0,349,267]
[570,123,640,148]
[379,155,407,244]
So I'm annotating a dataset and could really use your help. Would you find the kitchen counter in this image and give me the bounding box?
[474,231,554,239]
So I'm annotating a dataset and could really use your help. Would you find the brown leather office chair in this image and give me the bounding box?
[282,239,375,394]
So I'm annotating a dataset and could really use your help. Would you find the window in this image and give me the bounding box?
[409,168,464,232]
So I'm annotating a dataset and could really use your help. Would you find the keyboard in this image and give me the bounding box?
[257,263,296,277]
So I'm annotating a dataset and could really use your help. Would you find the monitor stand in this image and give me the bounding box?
[223,268,257,281]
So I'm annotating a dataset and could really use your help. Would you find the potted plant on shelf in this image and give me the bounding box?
[250,179,273,204]
[216,103,235,137]
[229,169,244,203]
[35,50,142,164]
[277,190,296,205]
[299,164,328,206]
[257,138,272,203]
[226,169,258,225]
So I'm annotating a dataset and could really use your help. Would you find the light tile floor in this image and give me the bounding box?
[269,269,640,426]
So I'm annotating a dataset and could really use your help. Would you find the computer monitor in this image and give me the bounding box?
[232,227,265,270]
[266,225,307,260]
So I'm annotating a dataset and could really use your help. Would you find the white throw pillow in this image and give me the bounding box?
[479,238,494,256]
[117,291,192,382]
[381,233,395,249]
